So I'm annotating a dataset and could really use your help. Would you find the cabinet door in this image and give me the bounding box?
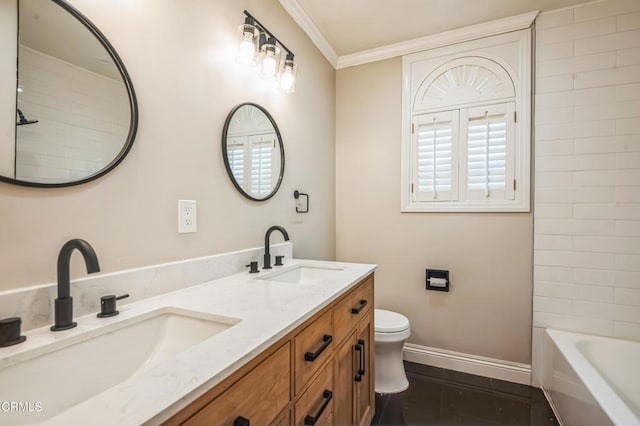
[333,331,357,425]
[295,361,334,426]
[184,343,291,426]
[355,315,375,426]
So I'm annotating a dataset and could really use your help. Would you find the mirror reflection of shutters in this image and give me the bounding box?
[249,134,274,198]
[226,137,245,189]
[411,110,459,202]
[460,103,515,201]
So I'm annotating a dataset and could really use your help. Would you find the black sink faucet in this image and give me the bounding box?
[51,239,101,331]
[263,226,289,269]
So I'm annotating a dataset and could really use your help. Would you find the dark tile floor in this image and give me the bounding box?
[372,361,559,426]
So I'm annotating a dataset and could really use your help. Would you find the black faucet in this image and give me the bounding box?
[263,226,289,269]
[51,239,101,331]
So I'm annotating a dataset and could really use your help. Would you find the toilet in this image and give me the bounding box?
[374,309,411,394]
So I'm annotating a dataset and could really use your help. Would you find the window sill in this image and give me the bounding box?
[401,200,530,213]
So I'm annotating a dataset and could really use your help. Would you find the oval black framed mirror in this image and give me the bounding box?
[0,0,138,188]
[222,103,284,201]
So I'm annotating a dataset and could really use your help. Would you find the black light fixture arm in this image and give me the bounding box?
[244,10,295,58]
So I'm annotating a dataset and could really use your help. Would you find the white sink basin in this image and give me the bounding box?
[0,307,239,425]
[258,265,344,285]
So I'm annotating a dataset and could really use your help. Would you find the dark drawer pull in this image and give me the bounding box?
[358,339,366,376]
[304,334,333,362]
[304,390,333,425]
[351,299,368,314]
[234,416,250,426]
[354,343,362,382]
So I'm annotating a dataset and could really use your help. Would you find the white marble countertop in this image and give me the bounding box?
[0,259,376,425]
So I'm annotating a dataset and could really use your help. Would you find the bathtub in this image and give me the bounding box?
[541,329,640,426]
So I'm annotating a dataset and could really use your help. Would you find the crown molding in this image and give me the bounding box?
[278,0,339,67]
[336,10,539,69]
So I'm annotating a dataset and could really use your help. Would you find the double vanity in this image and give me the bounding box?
[0,1,374,424]
[0,257,376,425]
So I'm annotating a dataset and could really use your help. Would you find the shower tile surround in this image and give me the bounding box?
[533,0,640,383]
[0,242,291,332]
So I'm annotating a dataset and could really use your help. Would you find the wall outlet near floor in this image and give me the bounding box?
[178,200,197,233]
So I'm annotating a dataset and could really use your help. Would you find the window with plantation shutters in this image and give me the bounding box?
[401,30,531,212]
[249,134,275,198]
[226,137,246,189]
[225,133,276,198]
[412,110,459,202]
[460,103,515,201]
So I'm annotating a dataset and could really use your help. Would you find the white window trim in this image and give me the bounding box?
[401,30,532,213]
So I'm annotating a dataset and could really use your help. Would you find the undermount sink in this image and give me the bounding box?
[0,307,240,424]
[258,265,344,285]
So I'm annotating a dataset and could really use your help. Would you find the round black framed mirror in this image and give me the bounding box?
[222,103,284,201]
[0,0,138,188]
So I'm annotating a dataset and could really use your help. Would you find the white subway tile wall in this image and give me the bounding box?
[534,0,640,342]
[15,46,129,183]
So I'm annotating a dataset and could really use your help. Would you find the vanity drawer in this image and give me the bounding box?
[294,309,333,394]
[294,362,334,426]
[184,342,291,426]
[333,275,373,346]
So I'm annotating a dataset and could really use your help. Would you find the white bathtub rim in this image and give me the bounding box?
[546,329,639,426]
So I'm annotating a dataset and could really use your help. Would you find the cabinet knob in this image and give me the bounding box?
[234,416,250,426]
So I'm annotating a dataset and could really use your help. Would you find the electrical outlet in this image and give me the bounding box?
[178,200,197,233]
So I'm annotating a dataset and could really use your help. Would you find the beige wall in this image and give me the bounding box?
[0,0,16,176]
[336,58,533,364]
[0,0,336,290]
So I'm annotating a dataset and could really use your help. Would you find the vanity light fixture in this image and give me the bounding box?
[238,10,297,93]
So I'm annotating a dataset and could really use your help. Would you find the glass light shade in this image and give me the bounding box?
[259,38,280,80]
[279,57,297,93]
[236,22,258,65]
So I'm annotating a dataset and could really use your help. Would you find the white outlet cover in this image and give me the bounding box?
[178,200,197,233]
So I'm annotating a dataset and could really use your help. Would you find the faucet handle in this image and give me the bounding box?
[0,317,26,347]
[245,261,259,274]
[274,255,285,266]
[97,294,130,318]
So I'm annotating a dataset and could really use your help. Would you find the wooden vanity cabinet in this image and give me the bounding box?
[167,273,374,426]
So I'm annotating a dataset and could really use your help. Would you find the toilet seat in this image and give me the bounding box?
[375,309,409,333]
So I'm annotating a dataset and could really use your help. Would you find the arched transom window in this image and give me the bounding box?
[402,30,531,212]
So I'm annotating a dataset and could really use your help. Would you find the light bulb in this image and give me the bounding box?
[238,34,255,65]
[236,18,257,66]
[280,66,295,92]
[279,54,297,93]
[262,53,277,79]
[259,37,280,80]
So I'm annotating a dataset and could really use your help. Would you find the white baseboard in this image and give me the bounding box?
[403,343,532,386]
